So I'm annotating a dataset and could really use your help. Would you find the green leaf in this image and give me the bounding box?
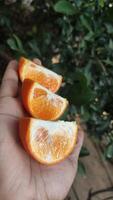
[105,144,113,159]
[75,0,83,7]
[74,71,87,86]
[28,41,41,57]
[0,16,11,28]
[109,39,113,50]
[105,24,113,34]
[67,72,94,106]
[80,15,92,31]
[7,34,25,54]
[84,31,94,41]
[78,161,86,176]
[54,0,76,15]
[90,104,99,112]
[13,34,24,52]
[84,61,92,85]
[80,147,90,157]
[80,106,91,122]
[7,38,19,51]
[103,59,113,66]
[96,120,110,135]
[99,0,105,7]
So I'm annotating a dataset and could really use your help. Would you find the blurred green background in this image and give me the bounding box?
[0,0,113,162]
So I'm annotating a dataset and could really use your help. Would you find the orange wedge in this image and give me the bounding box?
[19,117,78,165]
[22,79,68,120]
[18,57,62,92]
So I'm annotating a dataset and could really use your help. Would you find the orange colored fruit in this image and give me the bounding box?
[19,117,78,165]
[22,79,68,120]
[18,57,62,92]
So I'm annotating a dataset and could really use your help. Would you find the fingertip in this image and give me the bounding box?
[9,60,18,65]
[33,58,42,65]
[0,59,19,98]
[7,60,18,70]
[10,59,17,63]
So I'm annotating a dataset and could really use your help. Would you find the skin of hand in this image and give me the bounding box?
[0,59,84,200]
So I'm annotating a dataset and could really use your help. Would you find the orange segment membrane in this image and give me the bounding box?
[51,134,70,159]
[32,128,70,161]
[33,88,47,98]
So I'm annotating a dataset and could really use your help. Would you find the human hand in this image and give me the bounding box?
[0,59,84,200]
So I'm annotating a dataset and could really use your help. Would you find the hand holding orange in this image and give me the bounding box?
[18,57,78,165]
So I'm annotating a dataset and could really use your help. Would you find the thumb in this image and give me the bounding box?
[0,60,18,98]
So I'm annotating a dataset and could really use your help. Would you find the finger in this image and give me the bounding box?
[33,58,42,65]
[69,126,84,161]
[0,60,18,98]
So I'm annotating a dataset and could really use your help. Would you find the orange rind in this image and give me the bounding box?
[22,79,68,120]
[18,57,62,92]
[19,117,78,165]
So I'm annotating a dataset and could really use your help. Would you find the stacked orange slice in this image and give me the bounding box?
[19,118,78,165]
[18,57,78,165]
[21,79,68,120]
[18,57,62,92]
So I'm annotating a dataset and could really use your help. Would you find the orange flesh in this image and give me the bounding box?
[31,128,73,162]
[33,128,50,159]
[19,57,62,93]
[25,67,58,92]
[19,118,78,165]
[31,90,64,120]
[33,88,47,98]
[22,79,68,120]
[51,135,70,159]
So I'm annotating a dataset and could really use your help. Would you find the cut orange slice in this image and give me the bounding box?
[18,57,62,92]
[19,117,78,165]
[22,79,68,120]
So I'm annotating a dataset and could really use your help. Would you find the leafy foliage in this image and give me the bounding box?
[54,0,76,15]
[7,34,26,54]
[0,0,113,158]
[105,144,113,159]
